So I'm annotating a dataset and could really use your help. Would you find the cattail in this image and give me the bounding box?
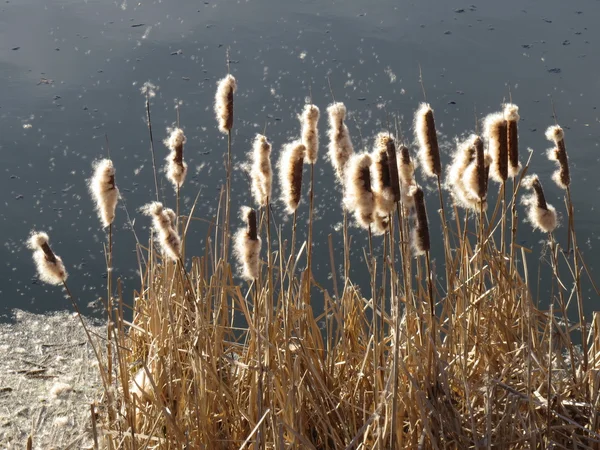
[415,103,442,178]
[463,135,491,206]
[371,133,396,215]
[504,103,521,177]
[326,102,354,183]
[163,127,188,189]
[484,112,508,183]
[398,145,416,210]
[89,159,119,228]
[344,153,375,229]
[372,213,390,235]
[410,186,430,256]
[447,135,478,210]
[234,206,262,280]
[27,231,68,285]
[142,202,181,261]
[164,208,177,229]
[300,104,320,164]
[278,140,305,214]
[214,74,236,134]
[250,134,272,207]
[522,175,558,233]
[545,125,570,189]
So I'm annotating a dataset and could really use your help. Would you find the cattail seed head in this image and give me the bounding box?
[326,102,354,183]
[234,206,262,280]
[410,186,430,256]
[27,231,68,285]
[463,135,489,204]
[371,133,396,215]
[372,213,390,235]
[278,140,305,214]
[545,125,570,189]
[89,159,119,228]
[344,153,375,229]
[141,202,181,261]
[522,175,558,233]
[397,145,416,210]
[250,134,272,207]
[484,112,508,183]
[300,104,320,164]
[504,103,521,177]
[163,127,188,189]
[214,74,236,134]
[415,103,442,178]
[447,135,478,210]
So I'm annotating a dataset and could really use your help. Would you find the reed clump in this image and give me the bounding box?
[27,80,600,450]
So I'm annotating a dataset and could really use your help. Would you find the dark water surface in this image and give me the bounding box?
[1,0,599,318]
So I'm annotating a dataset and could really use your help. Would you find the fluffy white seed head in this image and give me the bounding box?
[326,102,354,183]
[545,125,564,143]
[371,133,396,215]
[484,112,508,183]
[214,74,236,134]
[545,125,570,189]
[28,231,68,285]
[344,153,375,229]
[300,104,320,164]
[142,202,181,261]
[414,103,442,178]
[522,175,558,233]
[164,127,188,189]
[89,159,119,228]
[250,134,272,207]
[278,140,305,214]
[234,207,261,281]
[446,135,479,210]
[503,103,520,122]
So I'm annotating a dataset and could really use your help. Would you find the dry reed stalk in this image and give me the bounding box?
[140,82,160,202]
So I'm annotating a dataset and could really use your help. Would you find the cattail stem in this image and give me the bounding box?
[106,223,113,386]
[224,130,232,261]
[500,181,507,255]
[145,94,160,202]
[306,163,315,305]
[436,175,452,295]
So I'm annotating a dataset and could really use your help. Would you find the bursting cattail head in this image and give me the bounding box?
[344,153,375,229]
[372,213,390,235]
[414,103,442,179]
[397,145,416,210]
[278,140,305,214]
[545,125,570,190]
[27,231,68,285]
[462,135,490,207]
[250,134,272,207]
[89,159,119,228]
[142,202,181,261]
[484,112,508,183]
[163,127,188,189]
[447,135,478,210]
[410,186,430,256]
[522,175,558,233]
[234,206,262,281]
[371,133,396,215]
[326,102,354,183]
[214,74,236,134]
[300,104,320,164]
[504,103,521,177]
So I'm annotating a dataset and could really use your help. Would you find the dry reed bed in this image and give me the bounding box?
[26,74,600,449]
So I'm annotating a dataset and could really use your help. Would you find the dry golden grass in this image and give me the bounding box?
[28,80,600,449]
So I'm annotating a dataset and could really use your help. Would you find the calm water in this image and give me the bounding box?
[1,0,599,319]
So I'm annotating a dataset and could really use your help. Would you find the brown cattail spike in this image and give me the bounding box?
[447,136,478,210]
[385,137,401,202]
[278,140,305,214]
[89,159,119,228]
[415,103,442,178]
[504,103,521,177]
[411,186,431,255]
[372,133,396,216]
[326,102,354,183]
[484,112,508,183]
[214,74,237,134]
[246,208,258,241]
[545,125,570,189]
[164,128,188,189]
[142,202,181,261]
